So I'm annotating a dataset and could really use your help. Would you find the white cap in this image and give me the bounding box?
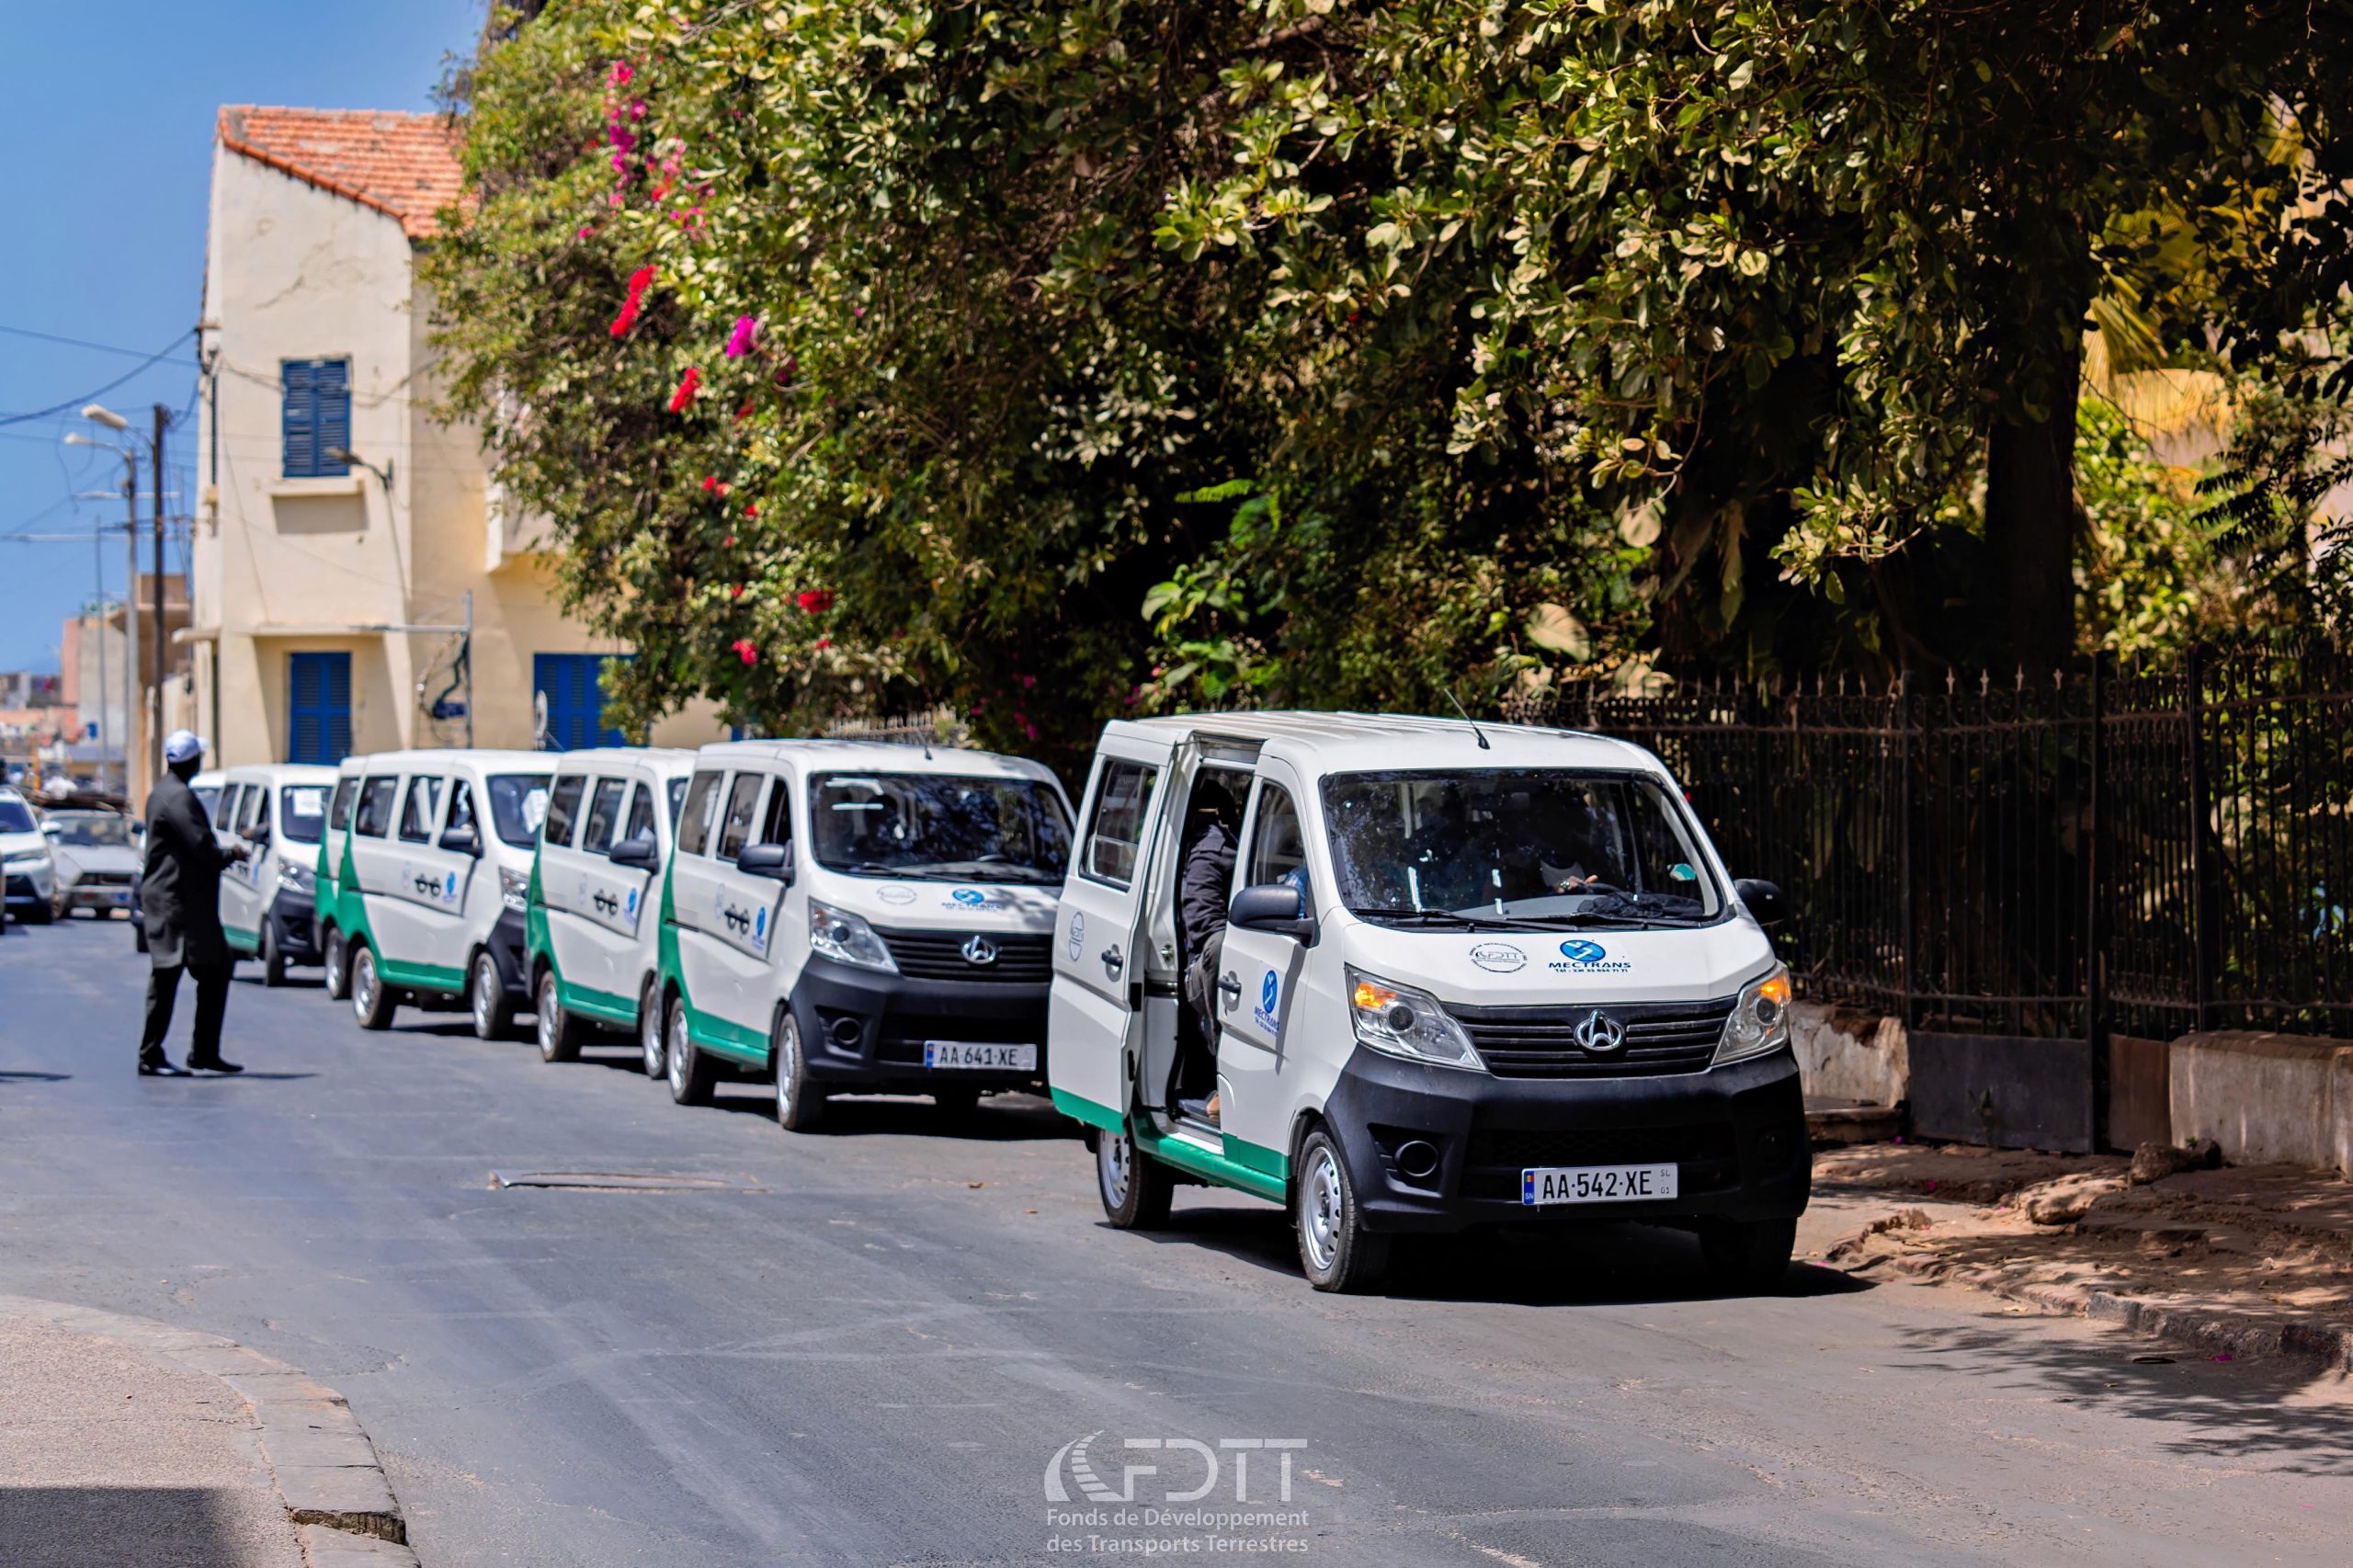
[163,730,207,765]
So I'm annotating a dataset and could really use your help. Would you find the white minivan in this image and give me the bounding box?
[212,763,338,984]
[1045,713,1808,1293]
[314,750,553,1037]
[655,740,1074,1128]
[525,746,695,1072]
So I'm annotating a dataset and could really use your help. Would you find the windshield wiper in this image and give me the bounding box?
[1512,910,1711,930]
[1356,909,1567,934]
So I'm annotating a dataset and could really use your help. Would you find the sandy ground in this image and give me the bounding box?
[0,1317,302,1568]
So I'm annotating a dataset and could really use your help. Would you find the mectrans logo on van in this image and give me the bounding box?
[1547,938,1631,974]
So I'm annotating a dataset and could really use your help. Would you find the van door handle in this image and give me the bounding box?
[1216,971,1241,1009]
[1099,947,1124,978]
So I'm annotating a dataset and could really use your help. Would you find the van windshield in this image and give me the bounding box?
[1320,768,1723,929]
[487,773,553,849]
[808,772,1071,883]
[279,786,328,844]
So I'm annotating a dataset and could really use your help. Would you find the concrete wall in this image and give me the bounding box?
[1790,1002,1908,1108]
[2170,1030,2353,1178]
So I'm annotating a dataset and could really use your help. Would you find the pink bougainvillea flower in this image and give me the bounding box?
[814,638,833,650]
[610,266,656,337]
[608,61,634,87]
[743,503,758,518]
[1019,674,1037,689]
[700,474,719,493]
[723,315,758,358]
[730,584,744,600]
[731,638,758,665]
[577,225,595,240]
[666,366,701,413]
[852,304,866,319]
[795,589,835,614]
[733,400,754,424]
[723,534,735,548]
[630,99,646,119]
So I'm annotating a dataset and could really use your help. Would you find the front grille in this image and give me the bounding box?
[875,926,1052,983]
[1454,996,1736,1078]
[75,870,133,887]
[866,1011,1045,1066]
[1461,1122,1740,1200]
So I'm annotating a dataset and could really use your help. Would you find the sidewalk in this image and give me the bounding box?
[0,1297,415,1568]
[1811,1141,2353,1369]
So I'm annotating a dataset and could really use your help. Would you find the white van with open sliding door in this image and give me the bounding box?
[655,740,1074,1129]
[214,762,337,985]
[524,746,695,1072]
[1047,713,1809,1293]
[329,750,553,1038]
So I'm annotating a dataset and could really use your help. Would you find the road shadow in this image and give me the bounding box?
[774,1090,1079,1143]
[1127,1206,1870,1307]
[0,1484,269,1563]
[0,1071,71,1082]
[1885,1317,2353,1475]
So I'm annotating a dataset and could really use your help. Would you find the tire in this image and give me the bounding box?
[1699,1217,1799,1294]
[1096,1123,1175,1230]
[349,943,396,1031]
[536,970,581,1062]
[26,897,51,926]
[933,1085,983,1120]
[1293,1127,1390,1293]
[638,980,666,1079]
[665,995,716,1106]
[471,951,513,1040]
[770,1006,826,1132]
[321,927,348,999]
[260,923,289,988]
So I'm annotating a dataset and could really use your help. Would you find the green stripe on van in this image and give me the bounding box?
[380,958,464,994]
[558,976,638,1028]
[223,925,260,955]
[1134,1123,1289,1203]
[1050,1087,1125,1134]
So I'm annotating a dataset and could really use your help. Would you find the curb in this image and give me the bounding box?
[0,1292,417,1566]
[1840,1245,2353,1372]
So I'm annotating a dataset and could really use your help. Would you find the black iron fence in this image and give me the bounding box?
[1511,649,2353,1051]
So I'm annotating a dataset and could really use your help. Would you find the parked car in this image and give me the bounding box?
[211,764,338,985]
[1045,712,1806,1293]
[43,808,142,919]
[1,786,56,925]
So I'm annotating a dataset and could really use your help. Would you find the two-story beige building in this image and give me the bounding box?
[190,106,713,766]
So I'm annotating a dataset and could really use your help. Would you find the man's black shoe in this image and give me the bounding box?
[138,1061,191,1077]
[188,1057,244,1074]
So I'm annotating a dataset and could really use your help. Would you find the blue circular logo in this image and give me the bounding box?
[1558,938,1608,964]
[951,888,986,906]
[754,906,767,937]
[444,872,458,900]
[1259,971,1279,1012]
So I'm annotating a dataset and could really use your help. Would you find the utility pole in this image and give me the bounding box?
[90,515,109,794]
[123,474,141,799]
[150,403,170,786]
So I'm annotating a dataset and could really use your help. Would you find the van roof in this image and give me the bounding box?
[223,763,340,783]
[1101,711,1665,775]
[335,749,553,775]
[691,738,1059,784]
[540,745,697,776]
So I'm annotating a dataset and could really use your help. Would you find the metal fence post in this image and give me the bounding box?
[1897,670,1915,1034]
[2185,642,2213,1033]
[2086,652,2108,1150]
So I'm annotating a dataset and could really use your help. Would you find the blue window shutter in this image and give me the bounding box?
[281,360,315,478]
[533,653,633,751]
[280,358,352,479]
[288,652,353,764]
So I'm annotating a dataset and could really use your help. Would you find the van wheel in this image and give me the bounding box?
[349,944,396,1031]
[638,982,666,1079]
[1097,1126,1174,1230]
[321,928,347,998]
[665,996,715,1106]
[471,952,513,1040]
[536,971,580,1062]
[1294,1129,1389,1293]
[1698,1217,1798,1293]
[933,1085,983,1121]
[260,924,289,988]
[771,1007,826,1132]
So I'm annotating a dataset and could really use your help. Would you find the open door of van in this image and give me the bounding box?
[1047,727,1177,1132]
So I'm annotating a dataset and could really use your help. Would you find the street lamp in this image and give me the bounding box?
[66,421,140,797]
[81,403,130,432]
[326,447,394,493]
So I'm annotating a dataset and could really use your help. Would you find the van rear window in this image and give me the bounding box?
[353,778,399,838]
[280,787,327,844]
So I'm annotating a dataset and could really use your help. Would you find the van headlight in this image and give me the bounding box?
[499,867,529,911]
[278,860,314,894]
[1714,963,1793,1065]
[808,900,898,972]
[1346,966,1483,1070]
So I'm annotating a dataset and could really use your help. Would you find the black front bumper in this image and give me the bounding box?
[1323,1046,1810,1235]
[487,906,530,998]
[790,954,1050,1092]
[4,872,42,907]
[268,887,321,961]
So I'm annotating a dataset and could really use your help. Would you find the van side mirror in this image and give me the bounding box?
[1734,878,1787,929]
[608,834,659,870]
[737,840,794,882]
[40,822,60,838]
[438,824,483,858]
[1230,881,1316,945]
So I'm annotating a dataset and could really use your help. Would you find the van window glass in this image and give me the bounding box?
[1320,768,1722,927]
[623,784,656,846]
[328,778,358,831]
[666,776,688,827]
[214,785,244,829]
[281,786,327,845]
[542,776,585,847]
[398,778,444,844]
[486,774,551,849]
[1245,783,1308,903]
[1080,758,1156,889]
[676,770,723,856]
[353,778,398,837]
[715,773,765,862]
[758,780,794,849]
[808,772,1069,882]
[244,785,271,834]
[446,781,479,835]
[582,778,627,855]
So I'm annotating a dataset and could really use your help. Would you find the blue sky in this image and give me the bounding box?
[0,1,482,672]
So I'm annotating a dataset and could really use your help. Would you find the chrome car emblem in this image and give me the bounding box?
[961,934,999,966]
[1573,1009,1627,1053]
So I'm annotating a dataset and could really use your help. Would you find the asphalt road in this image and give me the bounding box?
[4,915,2349,1567]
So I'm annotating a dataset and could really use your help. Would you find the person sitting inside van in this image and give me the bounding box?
[1176,778,1238,1124]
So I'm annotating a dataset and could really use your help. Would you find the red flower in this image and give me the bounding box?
[795,589,834,614]
[814,638,833,650]
[723,535,736,548]
[731,638,757,665]
[743,503,758,518]
[730,584,744,599]
[667,366,701,413]
[609,265,656,337]
[700,474,719,492]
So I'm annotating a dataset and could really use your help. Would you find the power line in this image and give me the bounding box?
[0,323,200,363]
[0,330,196,426]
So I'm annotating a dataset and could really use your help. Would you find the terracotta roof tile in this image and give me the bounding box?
[217,106,465,239]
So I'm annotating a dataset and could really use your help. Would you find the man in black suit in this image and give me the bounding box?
[137,731,249,1076]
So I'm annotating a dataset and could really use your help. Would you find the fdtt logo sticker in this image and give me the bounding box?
[1548,938,1631,974]
[1251,971,1281,1032]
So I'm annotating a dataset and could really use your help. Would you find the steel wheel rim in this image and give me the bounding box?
[538,979,559,1052]
[774,1016,799,1120]
[325,939,343,993]
[1099,1131,1131,1207]
[1302,1146,1343,1273]
[641,994,663,1074]
[667,1008,690,1094]
[352,951,376,1018]
[473,960,495,1032]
